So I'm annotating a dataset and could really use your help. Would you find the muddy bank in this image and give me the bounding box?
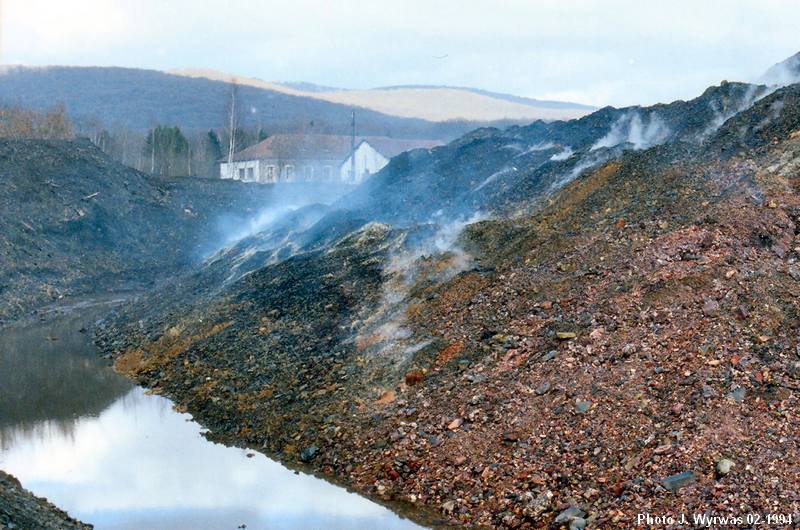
[0,470,91,529]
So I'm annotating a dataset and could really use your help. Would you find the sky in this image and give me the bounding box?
[1,0,799,107]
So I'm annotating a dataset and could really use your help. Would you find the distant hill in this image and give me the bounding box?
[277,81,344,93]
[172,69,595,122]
[0,66,497,140]
[372,84,596,110]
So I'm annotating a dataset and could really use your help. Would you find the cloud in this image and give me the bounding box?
[2,0,799,107]
[3,1,132,57]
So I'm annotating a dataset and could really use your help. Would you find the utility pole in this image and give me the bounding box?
[227,83,238,179]
[350,110,356,182]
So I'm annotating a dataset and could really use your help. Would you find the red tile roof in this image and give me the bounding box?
[229,134,441,162]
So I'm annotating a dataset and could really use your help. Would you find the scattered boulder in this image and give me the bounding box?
[555,506,587,528]
[570,518,587,530]
[376,390,397,405]
[522,490,553,518]
[447,418,463,430]
[535,382,551,395]
[661,470,695,492]
[404,369,425,386]
[716,458,735,477]
[299,446,318,463]
[729,386,746,403]
[703,298,720,317]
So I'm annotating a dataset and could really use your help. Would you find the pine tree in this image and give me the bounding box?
[143,125,189,176]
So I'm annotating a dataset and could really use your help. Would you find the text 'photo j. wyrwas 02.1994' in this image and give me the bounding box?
[1,2,800,529]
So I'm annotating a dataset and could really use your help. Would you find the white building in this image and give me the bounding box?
[220,134,440,184]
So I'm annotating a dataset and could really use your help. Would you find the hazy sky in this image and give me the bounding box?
[2,0,799,107]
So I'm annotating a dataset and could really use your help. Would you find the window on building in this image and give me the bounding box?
[304,165,314,180]
[266,165,276,181]
[323,165,333,180]
[238,168,245,180]
[284,165,295,180]
[246,167,254,181]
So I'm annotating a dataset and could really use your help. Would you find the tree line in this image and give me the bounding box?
[2,83,329,178]
[0,104,73,140]
[89,124,267,178]
[0,102,270,178]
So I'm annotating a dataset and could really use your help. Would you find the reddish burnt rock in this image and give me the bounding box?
[436,342,465,365]
[404,369,425,386]
[93,80,800,529]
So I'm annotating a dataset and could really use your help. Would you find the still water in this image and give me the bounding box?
[0,309,423,529]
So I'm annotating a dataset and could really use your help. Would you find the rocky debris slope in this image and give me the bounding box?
[95,81,800,528]
[146,80,772,303]
[336,81,770,226]
[92,81,773,305]
[1,470,91,529]
[0,139,345,324]
[375,90,800,527]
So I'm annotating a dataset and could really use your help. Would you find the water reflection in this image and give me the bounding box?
[0,309,132,450]
[0,311,423,529]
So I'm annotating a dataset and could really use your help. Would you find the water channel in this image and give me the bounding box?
[0,306,423,529]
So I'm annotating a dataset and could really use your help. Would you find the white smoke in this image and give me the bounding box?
[220,203,300,245]
[697,84,764,140]
[760,53,800,88]
[548,150,613,193]
[519,141,556,155]
[390,212,487,276]
[591,112,671,151]
[753,98,787,133]
[550,146,574,161]
[501,143,526,153]
[474,166,517,191]
[351,212,486,363]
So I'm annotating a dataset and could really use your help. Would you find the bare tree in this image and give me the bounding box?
[0,103,73,139]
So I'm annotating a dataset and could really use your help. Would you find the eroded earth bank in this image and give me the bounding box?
[96,82,800,528]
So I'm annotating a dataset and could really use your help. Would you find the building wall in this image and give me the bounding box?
[339,142,390,183]
[220,160,260,182]
[257,158,342,183]
[221,142,389,184]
